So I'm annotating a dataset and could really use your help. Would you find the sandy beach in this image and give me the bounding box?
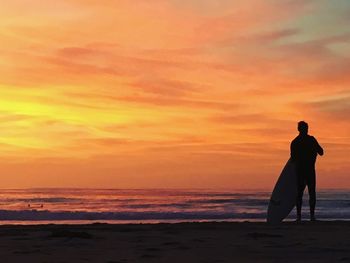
[0,221,349,262]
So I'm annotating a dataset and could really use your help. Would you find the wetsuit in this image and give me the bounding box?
[290,134,323,219]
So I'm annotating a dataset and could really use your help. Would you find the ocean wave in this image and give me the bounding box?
[186,198,269,206]
[2,197,81,203]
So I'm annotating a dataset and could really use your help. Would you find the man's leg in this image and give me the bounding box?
[307,168,316,221]
[296,171,306,221]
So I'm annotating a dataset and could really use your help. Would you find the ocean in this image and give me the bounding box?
[0,189,349,224]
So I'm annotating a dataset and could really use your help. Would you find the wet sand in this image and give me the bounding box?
[0,221,349,262]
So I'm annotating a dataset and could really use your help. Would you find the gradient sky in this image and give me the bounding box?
[0,0,349,189]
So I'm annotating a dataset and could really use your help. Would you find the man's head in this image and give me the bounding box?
[298,121,308,135]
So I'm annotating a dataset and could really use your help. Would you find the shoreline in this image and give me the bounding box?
[0,221,349,262]
[1,218,349,226]
[0,216,349,225]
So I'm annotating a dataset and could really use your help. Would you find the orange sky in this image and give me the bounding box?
[0,0,349,189]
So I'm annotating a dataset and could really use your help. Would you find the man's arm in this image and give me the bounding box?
[313,137,324,156]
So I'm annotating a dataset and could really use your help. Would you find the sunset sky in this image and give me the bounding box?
[0,0,349,189]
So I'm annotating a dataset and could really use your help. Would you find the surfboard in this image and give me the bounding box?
[267,159,297,224]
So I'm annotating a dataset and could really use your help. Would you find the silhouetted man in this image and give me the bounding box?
[291,121,324,222]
